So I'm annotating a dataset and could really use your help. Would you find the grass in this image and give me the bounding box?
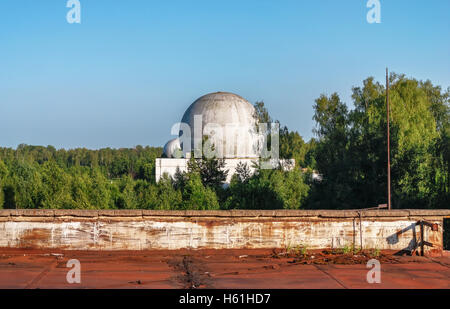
[285,243,309,256]
[285,242,383,259]
[337,244,359,255]
[369,248,381,258]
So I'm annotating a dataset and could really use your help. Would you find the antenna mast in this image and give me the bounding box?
[386,68,391,210]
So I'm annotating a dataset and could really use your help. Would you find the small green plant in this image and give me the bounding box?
[284,243,309,256]
[338,244,362,255]
[300,245,308,256]
[369,248,381,257]
[293,244,308,256]
[351,244,361,254]
[339,244,353,254]
[285,243,292,254]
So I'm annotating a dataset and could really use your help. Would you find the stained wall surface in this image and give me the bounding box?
[0,210,448,255]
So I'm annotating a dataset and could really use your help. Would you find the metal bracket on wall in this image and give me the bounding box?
[412,220,439,256]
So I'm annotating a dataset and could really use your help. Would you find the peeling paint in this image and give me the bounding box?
[0,210,446,255]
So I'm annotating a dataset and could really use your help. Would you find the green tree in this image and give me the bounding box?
[153,175,183,210]
[0,160,8,208]
[41,161,73,209]
[280,126,308,167]
[309,93,352,209]
[186,155,228,190]
[181,172,220,210]
[235,161,251,182]
[114,175,139,209]
[253,101,272,124]
[8,161,43,209]
[69,172,93,209]
[309,74,449,209]
[86,168,113,209]
[225,168,309,210]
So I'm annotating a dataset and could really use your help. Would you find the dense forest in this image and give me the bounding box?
[0,73,448,211]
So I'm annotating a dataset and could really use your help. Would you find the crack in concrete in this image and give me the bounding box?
[314,265,348,289]
[168,256,212,289]
[24,258,58,289]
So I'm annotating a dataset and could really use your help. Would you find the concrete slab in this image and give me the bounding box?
[0,248,448,289]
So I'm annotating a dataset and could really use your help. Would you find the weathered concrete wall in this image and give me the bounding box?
[155,158,295,183]
[0,210,448,255]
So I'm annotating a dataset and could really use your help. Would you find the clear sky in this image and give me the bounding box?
[0,0,449,149]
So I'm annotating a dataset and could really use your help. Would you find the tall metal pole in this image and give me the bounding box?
[386,68,391,210]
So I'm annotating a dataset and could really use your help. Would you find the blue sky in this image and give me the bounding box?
[0,0,449,149]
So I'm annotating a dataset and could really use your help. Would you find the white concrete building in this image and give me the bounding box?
[156,92,294,183]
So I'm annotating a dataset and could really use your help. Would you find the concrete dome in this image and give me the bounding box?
[163,137,182,158]
[179,92,261,158]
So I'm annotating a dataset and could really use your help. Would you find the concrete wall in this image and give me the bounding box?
[0,209,448,255]
[155,158,189,182]
[155,158,295,182]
